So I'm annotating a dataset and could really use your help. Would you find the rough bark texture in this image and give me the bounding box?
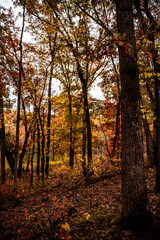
[115,0,150,229]
[0,93,5,184]
[152,40,160,191]
[155,66,160,191]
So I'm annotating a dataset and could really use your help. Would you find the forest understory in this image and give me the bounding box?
[0,165,160,240]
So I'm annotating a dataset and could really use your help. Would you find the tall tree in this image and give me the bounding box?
[134,0,160,191]
[0,80,6,184]
[45,31,57,177]
[14,1,26,186]
[115,0,151,229]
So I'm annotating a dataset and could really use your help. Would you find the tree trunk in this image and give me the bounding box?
[155,68,160,191]
[26,148,31,173]
[0,92,5,184]
[133,0,160,192]
[68,89,74,169]
[30,130,35,186]
[115,0,150,229]
[18,132,29,177]
[45,66,53,176]
[142,115,155,166]
[82,117,87,177]
[37,122,40,176]
[112,96,121,159]
[18,99,29,177]
[14,3,25,188]
[151,40,160,191]
[82,81,92,165]
[52,129,55,161]
[5,149,14,174]
[38,111,45,184]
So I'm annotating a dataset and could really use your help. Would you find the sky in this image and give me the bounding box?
[1,0,105,101]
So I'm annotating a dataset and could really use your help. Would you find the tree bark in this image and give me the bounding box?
[82,81,92,165]
[18,99,29,177]
[0,92,5,184]
[115,0,150,229]
[82,117,87,177]
[14,2,26,187]
[36,122,40,176]
[18,132,29,177]
[45,66,53,176]
[142,115,155,166]
[52,129,55,161]
[134,0,160,192]
[38,110,45,184]
[30,129,35,186]
[5,149,14,174]
[68,88,74,169]
[155,65,160,191]
[112,96,121,159]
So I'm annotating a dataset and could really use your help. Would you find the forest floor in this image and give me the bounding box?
[0,165,160,240]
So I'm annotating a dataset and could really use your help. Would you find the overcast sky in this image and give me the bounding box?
[1,0,105,101]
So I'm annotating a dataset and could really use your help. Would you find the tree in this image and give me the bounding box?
[0,80,6,184]
[115,0,151,229]
[75,0,152,228]
[54,51,77,169]
[133,0,160,191]
[0,6,27,179]
[45,31,57,177]
[14,1,26,187]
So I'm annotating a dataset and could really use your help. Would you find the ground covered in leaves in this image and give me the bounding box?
[0,165,160,240]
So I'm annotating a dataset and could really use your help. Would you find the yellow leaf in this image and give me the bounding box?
[61,222,71,232]
[17,229,21,235]
[84,213,90,220]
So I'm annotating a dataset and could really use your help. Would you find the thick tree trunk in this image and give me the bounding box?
[151,41,160,191]
[115,0,150,229]
[0,92,5,184]
[155,69,160,191]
